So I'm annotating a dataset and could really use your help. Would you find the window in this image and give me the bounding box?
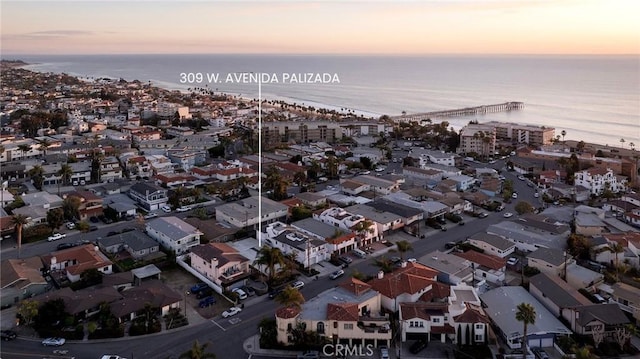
[475,334,483,341]
[317,322,325,334]
[287,323,292,331]
[344,323,353,330]
[433,318,440,323]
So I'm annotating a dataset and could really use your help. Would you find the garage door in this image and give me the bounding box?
[540,337,554,348]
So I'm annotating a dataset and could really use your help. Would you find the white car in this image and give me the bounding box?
[512,192,518,199]
[101,356,126,359]
[232,288,248,300]
[222,306,242,318]
[42,337,65,346]
[65,222,76,230]
[47,233,66,242]
[503,212,514,218]
[143,212,158,220]
[161,205,172,213]
[176,206,193,212]
[517,175,526,181]
[407,258,417,263]
[329,269,345,280]
[507,257,519,266]
[291,281,305,290]
[534,192,539,198]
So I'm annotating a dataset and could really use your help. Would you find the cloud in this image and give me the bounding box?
[9,30,95,39]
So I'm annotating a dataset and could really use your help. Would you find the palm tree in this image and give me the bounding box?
[39,138,52,157]
[58,163,73,186]
[275,286,305,309]
[28,165,45,190]
[292,171,307,187]
[630,142,635,151]
[371,256,394,274]
[561,130,567,150]
[178,340,216,359]
[395,240,414,260]
[609,242,625,278]
[11,214,30,257]
[515,302,536,359]
[326,155,339,179]
[620,138,625,148]
[253,246,286,285]
[17,144,31,159]
[353,220,375,246]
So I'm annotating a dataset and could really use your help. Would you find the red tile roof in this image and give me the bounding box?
[276,306,301,319]
[339,277,372,297]
[327,302,359,321]
[369,262,438,298]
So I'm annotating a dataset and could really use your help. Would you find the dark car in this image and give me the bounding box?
[338,256,353,265]
[107,231,120,237]
[409,340,427,354]
[89,225,98,232]
[198,296,216,308]
[1,330,17,341]
[445,242,457,250]
[268,288,283,299]
[89,216,100,223]
[196,288,214,299]
[241,286,256,297]
[121,227,135,233]
[56,243,76,250]
[190,283,209,294]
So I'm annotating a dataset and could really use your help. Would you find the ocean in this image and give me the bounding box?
[15,54,640,147]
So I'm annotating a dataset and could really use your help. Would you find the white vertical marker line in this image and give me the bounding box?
[258,75,262,248]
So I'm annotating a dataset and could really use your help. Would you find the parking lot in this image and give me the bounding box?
[161,269,232,322]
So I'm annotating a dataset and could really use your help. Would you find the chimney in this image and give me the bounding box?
[377,271,384,279]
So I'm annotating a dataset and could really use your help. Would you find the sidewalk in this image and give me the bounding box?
[243,334,299,358]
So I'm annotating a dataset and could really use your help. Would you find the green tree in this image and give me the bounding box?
[253,246,286,286]
[395,240,414,260]
[371,256,394,274]
[293,171,307,187]
[46,208,65,230]
[17,299,39,325]
[28,165,45,190]
[264,165,289,201]
[80,268,103,287]
[63,196,82,220]
[514,201,535,215]
[326,155,339,179]
[515,302,536,359]
[609,242,625,279]
[17,144,31,159]
[178,340,217,359]
[275,286,305,309]
[291,206,312,221]
[39,138,52,157]
[76,221,90,232]
[11,214,30,256]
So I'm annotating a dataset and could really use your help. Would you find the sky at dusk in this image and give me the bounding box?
[1,0,639,55]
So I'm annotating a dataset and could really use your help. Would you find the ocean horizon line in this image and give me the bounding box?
[2,53,639,58]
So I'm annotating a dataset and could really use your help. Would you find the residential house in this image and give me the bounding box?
[63,190,104,221]
[400,284,486,344]
[42,244,113,283]
[526,247,571,277]
[467,233,516,258]
[190,243,250,289]
[145,216,202,255]
[291,218,356,255]
[110,280,182,321]
[183,217,237,243]
[128,182,169,211]
[592,232,640,269]
[1,257,48,307]
[607,282,640,321]
[259,222,330,268]
[528,272,592,318]
[480,286,572,349]
[96,231,161,260]
[574,168,626,196]
[275,278,392,347]
[365,199,424,227]
[345,204,404,236]
[454,250,506,285]
[369,262,439,312]
[295,192,327,208]
[418,250,473,285]
[314,207,380,246]
[216,196,287,230]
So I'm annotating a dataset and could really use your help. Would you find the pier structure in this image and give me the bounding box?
[391,101,524,123]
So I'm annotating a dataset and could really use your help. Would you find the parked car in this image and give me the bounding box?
[507,257,519,266]
[176,206,193,212]
[512,192,518,199]
[47,233,66,242]
[42,337,65,346]
[107,231,120,237]
[56,243,76,250]
[198,296,216,308]
[291,281,304,290]
[221,306,242,318]
[65,222,76,230]
[121,227,135,233]
[89,225,98,231]
[161,205,172,213]
[190,283,209,294]
[100,356,126,359]
[503,212,514,218]
[407,258,417,263]
[196,288,214,299]
[329,269,345,280]
[409,340,427,354]
[144,212,158,220]
[1,330,17,341]
[232,288,248,300]
[339,256,353,265]
[379,346,390,359]
[532,348,550,359]
[241,286,256,297]
[90,216,100,223]
[268,288,283,299]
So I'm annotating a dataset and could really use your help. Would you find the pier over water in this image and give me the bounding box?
[391,101,524,123]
